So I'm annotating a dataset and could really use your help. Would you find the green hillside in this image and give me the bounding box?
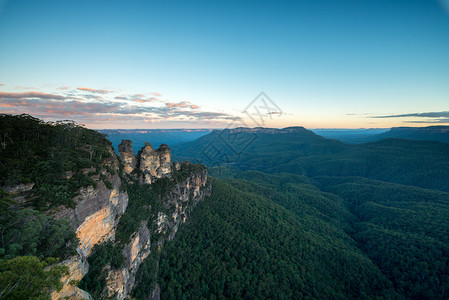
[159,177,396,299]
[172,128,449,192]
[159,172,449,299]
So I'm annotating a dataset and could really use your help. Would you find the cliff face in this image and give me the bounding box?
[0,116,207,299]
[50,140,208,299]
[104,141,209,299]
[105,222,151,298]
[161,168,208,241]
[52,148,129,299]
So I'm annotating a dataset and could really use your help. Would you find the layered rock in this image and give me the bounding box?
[161,166,208,241]
[118,140,137,175]
[53,140,207,300]
[52,148,128,300]
[104,156,209,299]
[105,222,151,298]
[138,142,172,184]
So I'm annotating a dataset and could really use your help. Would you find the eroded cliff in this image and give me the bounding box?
[51,147,128,299]
[72,140,209,299]
[102,141,209,299]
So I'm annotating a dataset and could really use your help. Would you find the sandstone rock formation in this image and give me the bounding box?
[52,141,207,300]
[118,140,173,184]
[51,148,128,300]
[104,158,209,299]
[105,222,151,298]
[118,139,137,175]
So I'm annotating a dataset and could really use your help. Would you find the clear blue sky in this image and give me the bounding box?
[0,0,448,128]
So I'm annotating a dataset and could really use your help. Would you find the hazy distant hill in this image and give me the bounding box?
[311,128,388,143]
[172,126,449,192]
[366,126,449,143]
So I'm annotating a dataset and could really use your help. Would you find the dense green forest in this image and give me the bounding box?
[159,177,396,299]
[158,171,449,299]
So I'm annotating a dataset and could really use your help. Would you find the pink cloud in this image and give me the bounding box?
[77,87,112,94]
[135,97,157,103]
[0,86,234,127]
[165,101,199,109]
[0,91,65,100]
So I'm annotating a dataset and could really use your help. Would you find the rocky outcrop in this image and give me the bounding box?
[2,183,34,193]
[52,148,128,300]
[52,141,207,300]
[51,253,91,300]
[138,142,172,184]
[104,152,209,299]
[118,140,137,175]
[105,222,151,298]
[160,166,208,241]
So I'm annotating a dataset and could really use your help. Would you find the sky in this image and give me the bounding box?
[0,0,448,129]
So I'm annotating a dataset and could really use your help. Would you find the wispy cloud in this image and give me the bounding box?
[0,86,234,128]
[405,119,449,124]
[114,94,158,103]
[166,101,199,109]
[135,98,157,103]
[0,91,66,100]
[77,87,112,94]
[370,111,449,125]
[371,111,449,119]
[0,98,124,116]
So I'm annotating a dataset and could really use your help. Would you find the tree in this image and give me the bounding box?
[0,256,69,299]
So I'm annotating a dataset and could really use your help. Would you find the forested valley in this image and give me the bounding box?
[160,128,449,299]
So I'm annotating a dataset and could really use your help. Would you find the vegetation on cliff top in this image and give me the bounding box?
[0,113,112,209]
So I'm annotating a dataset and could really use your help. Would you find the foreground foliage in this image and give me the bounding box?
[0,256,69,299]
[0,208,77,261]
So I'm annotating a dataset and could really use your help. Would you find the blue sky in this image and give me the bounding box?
[0,0,448,128]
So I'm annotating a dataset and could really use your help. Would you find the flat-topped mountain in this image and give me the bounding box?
[213,126,311,134]
[173,126,449,192]
[368,125,449,143]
